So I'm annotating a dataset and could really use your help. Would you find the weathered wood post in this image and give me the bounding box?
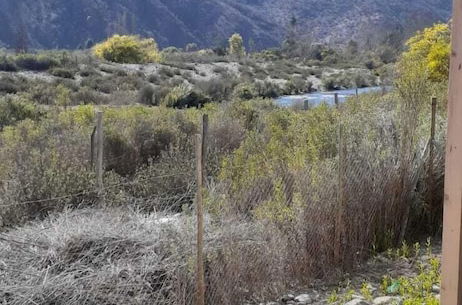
[195,115,206,305]
[428,97,437,227]
[90,126,96,169]
[95,111,104,196]
[201,114,209,184]
[304,99,309,111]
[441,0,462,303]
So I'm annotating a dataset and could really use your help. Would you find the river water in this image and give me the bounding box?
[276,86,385,107]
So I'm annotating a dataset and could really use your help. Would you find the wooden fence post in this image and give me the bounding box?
[441,0,462,303]
[201,114,209,184]
[334,93,339,107]
[304,99,309,111]
[195,118,206,305]
[428,97,437,227]
[95,111,104,196]
[90,126,96,169]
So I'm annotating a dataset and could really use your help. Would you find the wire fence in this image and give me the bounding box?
[0,101,446,305]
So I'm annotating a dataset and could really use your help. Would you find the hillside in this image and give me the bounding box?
[0,0,452,49]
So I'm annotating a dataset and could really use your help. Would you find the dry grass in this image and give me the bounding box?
[0,208,297,305]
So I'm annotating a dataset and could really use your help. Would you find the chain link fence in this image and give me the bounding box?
[0,99,446,305]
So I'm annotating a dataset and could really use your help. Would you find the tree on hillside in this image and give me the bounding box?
[248,38,256,53]
[15,21,28,54]
[228,33,245,58]
[185,43,198,52]
[346,40,359,57]
[106,11,136,36]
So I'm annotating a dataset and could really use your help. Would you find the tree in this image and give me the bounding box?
[282,15,300,57]
[398,23,450,84]
[15,21,28,54]
[248,38,256,53]
[346,40,358,57]
[93,35,162,64]
[395,23,450,139]
[85,38,95,49]
[228,33,245,58]
[185,43,198,52]
[106,11,136,36]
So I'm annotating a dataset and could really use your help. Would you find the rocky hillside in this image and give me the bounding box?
[0,0,452,50]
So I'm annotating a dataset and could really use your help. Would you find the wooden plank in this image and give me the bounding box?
[441,1,462,303]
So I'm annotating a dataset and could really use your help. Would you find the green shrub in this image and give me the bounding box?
[0,78,19,94]
[50,68,76,79]
[0,96,42,129]
[254,81,282,98]
[79,67,101,77]
[14,54,58,71]
[196,76,238,102]
[138,84,156,105]
[147,74,160,84]
[93,35,162,64]
[185,43,198,52]
[0,57,18,72]
[162,46,181,54]
[71,87,106,105]
[283,77,312,95]
[162,84,209,108]
[229,33,246,58]
[232,82,258,100]
[158,66,175,78]
[321,77,337,91]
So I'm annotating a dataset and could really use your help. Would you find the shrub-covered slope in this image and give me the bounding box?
[0,0,451,49]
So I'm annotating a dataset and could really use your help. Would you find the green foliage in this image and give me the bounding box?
[394,258,440,304]
[138,84,156,105]
[14,53,59,71]
[253,178,300,223]
[185,43,198,52]
[0,96,42,129]
[218,101,338,219]
[50,67,76,79]
[360,282,373,301]
[161,84,210,108]
[232,82,258,100]
[229,33,246,58]
[93,35,162,64]
[327,290,339,304]
[55,85,72,107]
[398,23,450,84]
[0,56,18,72]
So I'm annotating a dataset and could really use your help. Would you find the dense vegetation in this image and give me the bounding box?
[0,23,450,304]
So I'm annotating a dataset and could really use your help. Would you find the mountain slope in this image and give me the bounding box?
[0,0,452,49]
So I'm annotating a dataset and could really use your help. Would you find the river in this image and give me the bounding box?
[276,86,386,107]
